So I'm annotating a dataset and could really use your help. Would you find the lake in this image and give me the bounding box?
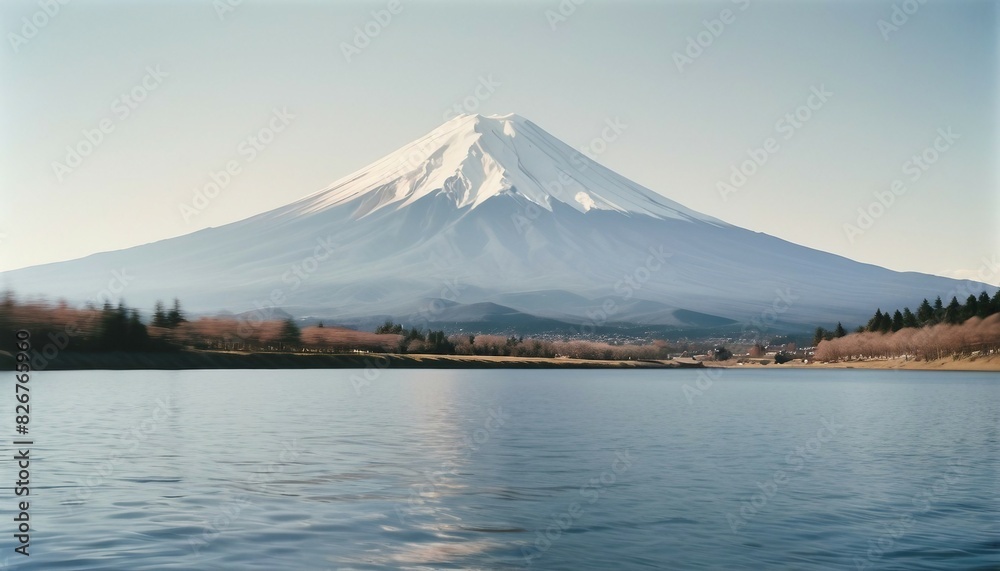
[6,369,998,570]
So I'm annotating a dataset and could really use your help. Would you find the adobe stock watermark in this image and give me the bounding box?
[843,127,959,244]
[397,84,504,175]
[579,117,627,161]
[718,84,833,202]
[569,245,673,337]
[188,440,303,554]
[31,268,135,370]
[394,406,509,524]
[877,0,927,42]
[66,396,172,514]
[236,235,337,337]
[683,285,798,404]
[948,254,1000,297]
[418,91,516,169]
[179,107,295,223]
[212,0,245,22]
[613,246,672,299]
[340,0,403,63]
[673,0,751,73]
[442,75,501,121]
[740,286,799,342]
[521,450,635,567]
[727,416,843,533]
[545,0,587,31]
[402,245,467,332]
[7,0,71,54]
[681,368,724,404]
[853,459,967,570]
[511,117,627,234]
[349,355,390,396]
[395,133,446,176]
[51,65,169,183]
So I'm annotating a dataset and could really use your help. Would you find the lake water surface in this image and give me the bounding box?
[5,369,999,570]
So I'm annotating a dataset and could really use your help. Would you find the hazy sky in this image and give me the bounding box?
[1,0,997,283]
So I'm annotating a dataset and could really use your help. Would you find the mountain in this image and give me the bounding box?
[3,113,992,334]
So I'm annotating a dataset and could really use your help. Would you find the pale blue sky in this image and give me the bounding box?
[1,0,997,283]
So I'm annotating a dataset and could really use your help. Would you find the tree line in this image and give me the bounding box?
[1,294,671,362]
[0,294,307,355]
[814,290,1000,346]
[0,292,175,353]
[813,315,1000,362]
[811,289,1000,362]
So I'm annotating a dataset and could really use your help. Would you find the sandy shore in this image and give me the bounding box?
[708,354,1000,372]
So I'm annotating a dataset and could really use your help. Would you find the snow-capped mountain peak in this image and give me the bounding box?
[282,113,724,224]
[4,112,988,331]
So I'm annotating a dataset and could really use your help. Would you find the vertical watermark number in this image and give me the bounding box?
[13,329,33,557]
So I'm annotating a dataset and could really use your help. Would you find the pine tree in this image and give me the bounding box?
[426,330,454,354]
[944,296,962,324]
[279,318,301,350]
[98,302,133,351]
[891,310,903,332]
[993,290,1000,314]
[932,296,945,323]
[878,311,893,333]
[902,307,918,328]
[834,322,847,338]
[376,320,404,335]
[867,309,883,332]
[977,292,991,318]
[813,327,827,346]
[166,298,187,328]
[962,294,978,321]
[916,299,933,325]
[125,309,150,350]
[152,301,169,328]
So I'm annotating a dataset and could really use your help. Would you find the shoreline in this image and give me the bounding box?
[2,350,703,371]
[5,350,997,372]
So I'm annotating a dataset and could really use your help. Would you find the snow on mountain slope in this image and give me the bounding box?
[2,113,993,332]
[267,113,725,224]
